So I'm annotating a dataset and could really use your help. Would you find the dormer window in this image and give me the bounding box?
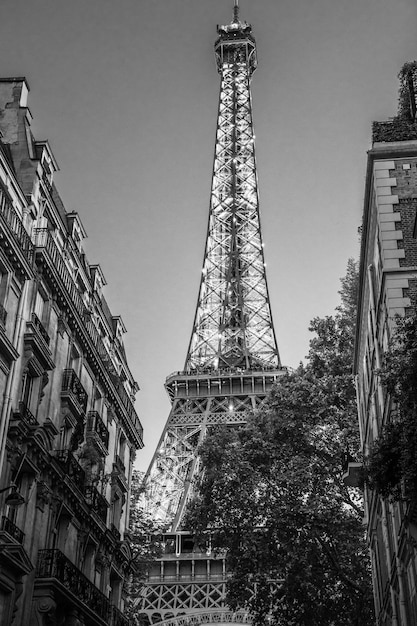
[42,159,53,186]
[73,226,82,252]
[112,316,126,342]
[66,212,87,254]
[37,141,58,192]
[90,265,107,296]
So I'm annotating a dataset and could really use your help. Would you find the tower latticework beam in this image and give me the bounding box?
[134,6,284,626]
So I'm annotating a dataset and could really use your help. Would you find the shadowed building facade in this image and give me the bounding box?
[353,63,417,624]
[135,4,285,626]
[0,77,144,626]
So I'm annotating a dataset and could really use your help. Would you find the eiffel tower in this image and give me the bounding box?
[135,3,284,624]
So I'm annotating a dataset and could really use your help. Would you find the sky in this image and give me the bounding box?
[1,0,417,472]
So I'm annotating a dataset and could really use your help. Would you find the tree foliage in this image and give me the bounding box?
[184,259,374,626]
[125,471,164,623]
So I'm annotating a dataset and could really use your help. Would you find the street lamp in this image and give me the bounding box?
[0,485,25,508]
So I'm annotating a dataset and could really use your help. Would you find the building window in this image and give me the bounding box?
[83,540,97,582]
[34,291,45,321]
[21,372,36,415]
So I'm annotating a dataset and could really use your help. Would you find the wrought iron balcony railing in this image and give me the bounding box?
[61,368,88,414]
[54,450,86,491]
[87,411,109,450]
[0,187,34,265]
[84,486,109,524]
[1,515,24,544]
[13,401,38,426]
[36,549,109,621]
[109,605,131,626]
[34,228,86,319]
[34,228,143,446]
[31,312,50,345]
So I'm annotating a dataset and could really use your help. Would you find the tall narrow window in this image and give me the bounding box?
[34,291,45,321]
[21,372,34,412]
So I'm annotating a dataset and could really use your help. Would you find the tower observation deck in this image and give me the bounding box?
[135,3,284,624]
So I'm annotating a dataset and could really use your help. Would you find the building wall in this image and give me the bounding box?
[0,77,143,626]
[355,98,417,623]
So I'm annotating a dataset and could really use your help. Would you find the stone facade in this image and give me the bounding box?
[0,78,143,626]
[354,67,417,624]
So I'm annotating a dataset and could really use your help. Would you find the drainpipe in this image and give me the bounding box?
[0,279,30,483]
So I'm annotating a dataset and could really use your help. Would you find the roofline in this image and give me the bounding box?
[0,76,29,87]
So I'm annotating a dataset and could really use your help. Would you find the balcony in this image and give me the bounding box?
[34,228,143,449]
[0,187,34,276]
[1,515,24,544]
[84,486,108,524]
[34,228,86,319]
[61,368,88,418]
[54,450,85,492]
[109,605,131,626]
[31,312,50,345]
[36,549,109,621]
[24,313,55,375]
[13,401,38,426]
[87,411,109,451]
[112,455,127,492]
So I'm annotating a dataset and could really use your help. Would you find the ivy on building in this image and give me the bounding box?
[372,61,417,143]
[364,314,417,500]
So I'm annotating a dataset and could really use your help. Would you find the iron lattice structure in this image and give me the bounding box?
[186,10,279,373]
[136,5,283,625]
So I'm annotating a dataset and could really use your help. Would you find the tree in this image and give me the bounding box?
[184,260,374,626]
[124,470,163,624]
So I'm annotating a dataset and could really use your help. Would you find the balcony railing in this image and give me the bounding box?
[34,228,143,445]
[109,605,131,626]
[13,401,38,426]
[1,515,24,544]
[36,549,109,621]
[0,187,34,265]
[34,228,86,320]
[54,450,85,491]
[84,486,108,524]
[61,368,88,414]
[87,411,109,450]
[31,312,50,345]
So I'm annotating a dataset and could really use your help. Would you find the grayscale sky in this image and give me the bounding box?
[1,0,416,472]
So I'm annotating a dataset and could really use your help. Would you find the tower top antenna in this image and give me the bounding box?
[233,0,239,23]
